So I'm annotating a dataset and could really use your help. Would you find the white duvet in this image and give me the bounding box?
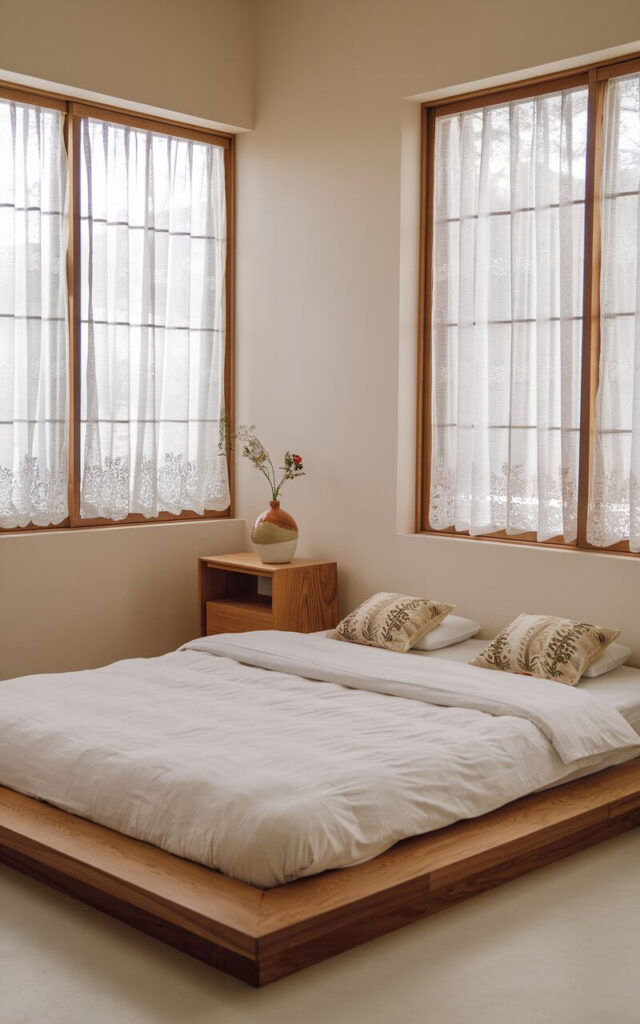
[0,631,638,887]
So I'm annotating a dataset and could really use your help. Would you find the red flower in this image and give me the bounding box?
[293,454,302,465]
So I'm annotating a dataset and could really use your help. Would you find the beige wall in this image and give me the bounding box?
[236,0,640,660]
[0,0,254,129]
[0,519,245,680]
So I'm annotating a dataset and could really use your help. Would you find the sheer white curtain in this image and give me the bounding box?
[79,118,230,520]
[588,74,640,550]
[0,99,68,528]
[429,86,588,542]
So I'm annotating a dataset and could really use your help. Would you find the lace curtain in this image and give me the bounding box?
[79,118,230,520]
[429,87,588,542]
[0,100,68,528]
[587,74,640,550]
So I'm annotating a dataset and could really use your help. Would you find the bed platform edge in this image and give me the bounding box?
[1,761,639,987]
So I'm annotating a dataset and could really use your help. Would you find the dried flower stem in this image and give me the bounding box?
[219,416,305,502]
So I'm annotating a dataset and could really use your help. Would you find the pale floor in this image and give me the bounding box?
[1,830,639,1024]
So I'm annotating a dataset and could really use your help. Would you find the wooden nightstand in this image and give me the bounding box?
[199,552,339,636]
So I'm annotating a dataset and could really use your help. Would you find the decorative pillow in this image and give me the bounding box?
[329,592,454,653]
[470,613,620,686]
[412,615,481,651]
[582,641,632,678]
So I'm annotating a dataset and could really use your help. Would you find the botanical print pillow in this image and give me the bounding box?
[329,592,454,654]
[470,613,620,685]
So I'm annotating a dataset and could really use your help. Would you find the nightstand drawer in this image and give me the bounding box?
[206,598,274,634]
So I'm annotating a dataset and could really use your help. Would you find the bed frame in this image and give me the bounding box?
[1,761,639,986]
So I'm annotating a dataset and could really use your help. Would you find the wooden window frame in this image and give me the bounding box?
[416,52,640,557]
[0,80,235,534]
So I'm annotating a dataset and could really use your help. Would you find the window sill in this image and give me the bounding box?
[414,528,640,559]
[1,510,236,537]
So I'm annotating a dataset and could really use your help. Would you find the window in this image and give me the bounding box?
[418,55,640,554]
[589,74,640,549]
[0,86,233,532]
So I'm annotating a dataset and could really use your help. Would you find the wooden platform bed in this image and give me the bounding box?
[1,759,640,986]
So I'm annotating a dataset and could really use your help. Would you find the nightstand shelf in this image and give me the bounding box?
[199,552,338,636]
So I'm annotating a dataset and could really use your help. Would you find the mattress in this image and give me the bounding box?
[0,630,638,888]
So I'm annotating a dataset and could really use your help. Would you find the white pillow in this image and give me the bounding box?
[412,615,481,651]
[582,641,632,678]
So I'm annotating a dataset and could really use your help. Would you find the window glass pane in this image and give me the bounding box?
[78,118,229,520]
[429,85,588,542]
[0,98,68,528]
[588,73,640,549]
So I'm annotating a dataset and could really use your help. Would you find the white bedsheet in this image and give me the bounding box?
[0,631,638,888]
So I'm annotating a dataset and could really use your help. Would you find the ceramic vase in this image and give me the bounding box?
[251,500,298,563]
